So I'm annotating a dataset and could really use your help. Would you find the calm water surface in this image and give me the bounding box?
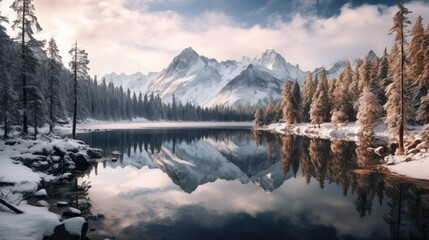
[75,128,429,240]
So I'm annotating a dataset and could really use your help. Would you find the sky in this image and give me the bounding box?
[1,0,429,77]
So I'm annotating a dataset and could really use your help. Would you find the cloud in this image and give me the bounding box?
[1,0,428,77]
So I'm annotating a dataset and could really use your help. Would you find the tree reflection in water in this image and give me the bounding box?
[76,129,429,239]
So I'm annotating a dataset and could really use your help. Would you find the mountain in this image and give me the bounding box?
[103,71,159,95]
[102,48,376,108]
[147,47,248,106]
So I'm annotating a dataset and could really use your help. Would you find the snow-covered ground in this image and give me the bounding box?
[0,134,94,239]
[259,122,429,181]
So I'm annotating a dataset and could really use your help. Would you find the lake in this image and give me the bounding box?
[75,126,429,240]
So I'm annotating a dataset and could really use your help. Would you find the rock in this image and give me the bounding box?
[43,217,88,240]
[70,153,89,166]
[374,146,384,157]
[63,207,82,217]
[111,158,118,162]
[89,212,105,220]
[34,189,48,198]
[61,173,73,180]
[35,200,50,207]
[406,148,420,155]
[416,141,429,150]
[387,161,395,166]
[404,157,412,162]
[5,140,18,146]
[57,201,69,207]
[53,146,66,158]
[87,148,102,159]
[406,139,422,151]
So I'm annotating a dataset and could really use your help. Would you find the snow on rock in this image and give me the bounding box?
[34,189,48,198]
[0,203,60,240]
[63,217,86,236]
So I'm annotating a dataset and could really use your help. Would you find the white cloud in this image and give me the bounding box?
[1,0,429,77]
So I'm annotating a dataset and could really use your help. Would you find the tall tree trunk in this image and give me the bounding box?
[21,0,28,135]
[72,42,77,139]
[49,74,53,133]
[398,19,405,155]
[3,106,8,139]
[33,103,37,140]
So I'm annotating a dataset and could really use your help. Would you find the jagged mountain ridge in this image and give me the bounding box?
[102,48,377,108]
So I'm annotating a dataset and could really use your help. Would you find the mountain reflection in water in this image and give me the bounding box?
[76,128,429,240]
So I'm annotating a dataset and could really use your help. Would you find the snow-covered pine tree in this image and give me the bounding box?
[377,48,390,106]
[358,57,372,92]
[332,63,354,125]
[408,16,425,115]
[254,108,263,127]
[350,59,363,116]
[357,85,383,136]
[415,23,429,124]
[387,3,412,154]
[302,72,316,122]
[46,38,62,133]
[328,78,337,109]
[0,12,18,138]
[291,80,302,123]
[422,123,429,143]
[281,81,293,124]
[310,68,330,126]
[69,42,90,139]
[11,0,44,135]
[27,83,47,138]
[264,95,276,125]
[417,92,429,124]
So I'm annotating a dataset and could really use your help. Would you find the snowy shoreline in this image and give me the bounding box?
[257,122,429,181]
[0,132,101,239]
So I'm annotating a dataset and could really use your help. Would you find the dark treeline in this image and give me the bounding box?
[0,0,252,138]
[77,128,253,157]
[86,82,254,122]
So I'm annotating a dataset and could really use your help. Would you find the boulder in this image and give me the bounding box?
[86,148,102,159]
[35,200,50,207]
[69,153,89,166]
[34,189,48,198]
[43,217,88,240]
[57,201,68,207]
[63,207,82,217]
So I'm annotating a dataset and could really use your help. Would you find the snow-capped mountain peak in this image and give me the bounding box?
[101,47,356,108]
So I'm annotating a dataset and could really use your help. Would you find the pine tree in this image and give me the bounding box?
[46,38,62,133]
[69,42,90,139]
[415,23,429,124]
[387,3,412,154]
[264,95,276,125]
[359,57,372,91]
[11,0,44,135]
[254,108,263,127]
[357,86,383,136]
[377,48,390,106]
[407,16,425,111]
[302,72,315,122]
[0,12,18,138]
[291,80,302,123]
[416,92,429,124]
[332,63,354,125]
[282,81,294,124]
[310,68,330,126]
[350,59,363,115]
[422,124,429,143]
